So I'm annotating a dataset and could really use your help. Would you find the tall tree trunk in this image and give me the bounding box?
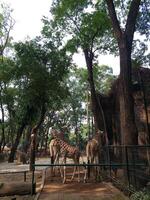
[106,0,141,145]
[29,103,46,171]
[0,84,5,153]
[23,126,32,153]
[8,107,32,162]
[44,128,49,153]
[119,36,138,145]
[87,91,91,139]
[84,49,103,131]
[8,122,26,162]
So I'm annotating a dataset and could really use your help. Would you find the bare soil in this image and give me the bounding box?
[0,158,129,200]
[38,167,129,200]
[0,158,49,200]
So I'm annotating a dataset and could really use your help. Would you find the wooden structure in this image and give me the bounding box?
[0,182,32,196]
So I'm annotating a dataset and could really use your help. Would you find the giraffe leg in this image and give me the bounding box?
[77,157,80,182]
[53,152,59,176]
[77,164,80,182]
[71,164,77,182]
[84,167,87,183]
[94,156,100,182]
[94,158,98,182]
[91,157,95,179]
[55,153,63,178]
[84,159,89,183]
[63,157,67,184]
[50,156,55,178]
[58,158,64,179]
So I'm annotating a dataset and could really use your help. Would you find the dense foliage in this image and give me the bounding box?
[0,0,149,159]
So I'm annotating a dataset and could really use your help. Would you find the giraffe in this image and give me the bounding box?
[49,138,60,176]
[84,130,103,182]
[49,129,81,183]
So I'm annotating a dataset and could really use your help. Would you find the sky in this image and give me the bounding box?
[3,0,120,75]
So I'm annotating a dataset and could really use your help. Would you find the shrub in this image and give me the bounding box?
[130,188,150,200]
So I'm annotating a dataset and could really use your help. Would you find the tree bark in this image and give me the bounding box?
[29,103,46,171]
[23,126,32,153]
[119,35,138,145]
[106,0,141,145]
[0,84,5,153]
[8,107,32,162]
[84,49,104,131]
[44,128,49,153]
[8,122,26,162]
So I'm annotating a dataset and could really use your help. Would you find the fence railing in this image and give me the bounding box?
[31,145,150,195]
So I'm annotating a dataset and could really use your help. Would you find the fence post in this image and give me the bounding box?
[106,145,111,177]
[125,146,130,188]
[30,131,36,171]
[132,146,137,189]
[87,159,90,178]
[31,164,36,195]
[30,129,36,195]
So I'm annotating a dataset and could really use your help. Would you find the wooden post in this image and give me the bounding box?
[29,128,37,195]
[29,128,36,171]
[125,146,130,188]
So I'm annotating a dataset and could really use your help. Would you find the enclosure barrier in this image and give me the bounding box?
[31,145,150,196]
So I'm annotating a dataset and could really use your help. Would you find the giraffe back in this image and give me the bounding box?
[57,138,80,159]
[50,129,80,161]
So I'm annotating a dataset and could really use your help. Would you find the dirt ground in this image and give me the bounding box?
[0,158,129,200]
[0,158,49,200]
[39,181,129,200]
[0,169,42,200]
[37,167,129,200]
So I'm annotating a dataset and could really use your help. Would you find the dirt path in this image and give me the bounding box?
[38,181,129,200]
[0,158,49,200]
[38,168,129,200]
[0,158,129,200]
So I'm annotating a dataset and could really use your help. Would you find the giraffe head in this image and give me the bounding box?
[94,130,104,146]
[50,128,59,138]
[50,128,65,140]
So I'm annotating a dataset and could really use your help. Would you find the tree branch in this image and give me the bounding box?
[125,0,141,47]
[90,28,100,54]
[105,0,122,40]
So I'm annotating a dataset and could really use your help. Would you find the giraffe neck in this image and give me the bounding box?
[51,129,64,140]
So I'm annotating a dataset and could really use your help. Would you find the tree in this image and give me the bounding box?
[0,57,16,151]
[0,3,14,56]
[105,0,148,145]
[8,38,71,162]
[44,0,114,134]
[0,2,15,152]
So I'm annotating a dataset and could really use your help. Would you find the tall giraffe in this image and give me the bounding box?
[84,130,103,181]
[49,129,81,183]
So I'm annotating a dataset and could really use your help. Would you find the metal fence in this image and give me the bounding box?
[100,145,150,194]
[31,145,150,195]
